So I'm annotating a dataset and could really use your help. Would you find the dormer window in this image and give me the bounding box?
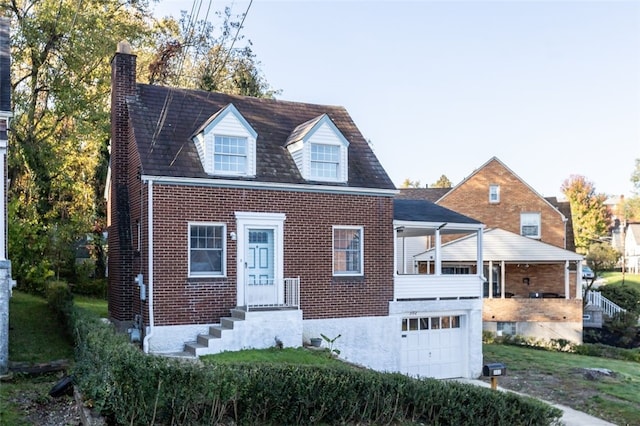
[311,144,339,179]
[286,114,349,183]
[214,135,247,174]
[191,104,257,177]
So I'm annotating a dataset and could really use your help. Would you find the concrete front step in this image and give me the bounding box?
[183,309,249,356]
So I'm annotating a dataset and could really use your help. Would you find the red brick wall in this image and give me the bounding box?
[483,298,582,322]
[147,184,395,326]
[501,264,578,298]
[440,159,567,248]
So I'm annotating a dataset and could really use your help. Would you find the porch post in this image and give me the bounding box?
[435,228,442,275]
[488,260,493,299]
[575,261,582,300]
[501,261,506,297]
[564,260,570,300]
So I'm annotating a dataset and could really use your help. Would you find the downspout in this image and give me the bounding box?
[143,179,154,353]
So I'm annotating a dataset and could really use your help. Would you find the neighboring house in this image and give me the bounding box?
[108,42,486,379]
[399,157,585,343]
[0,17,13,376]
[625,223,640,274]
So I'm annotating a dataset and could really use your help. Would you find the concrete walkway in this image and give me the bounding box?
[457,379,617,426]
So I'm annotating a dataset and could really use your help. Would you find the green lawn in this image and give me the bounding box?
[599,271,640,289]
[74,294,109,318]
[484,344,640,426]
[202,346,345,366]
[8,291,74,363]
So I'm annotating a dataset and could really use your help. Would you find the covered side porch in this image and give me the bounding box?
[393,199,486,300]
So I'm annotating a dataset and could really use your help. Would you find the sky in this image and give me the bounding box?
[152,0,640,199]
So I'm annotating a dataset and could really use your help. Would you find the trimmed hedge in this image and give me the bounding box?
[60,303,562,425]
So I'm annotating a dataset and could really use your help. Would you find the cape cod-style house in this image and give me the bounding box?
[108,41,485,379]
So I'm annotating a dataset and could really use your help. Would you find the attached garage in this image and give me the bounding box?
[399,314,467,379]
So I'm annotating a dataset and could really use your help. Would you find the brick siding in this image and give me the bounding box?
[141,184,395,326]
[439,159,567,249]
[483,298,582,322]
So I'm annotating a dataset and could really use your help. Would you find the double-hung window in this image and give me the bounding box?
[311,144,339,180]
[333,226,363,276]
[214,135,247,174]
[489,185,500,203]
[189,223,225,277]
[520,212,541,238]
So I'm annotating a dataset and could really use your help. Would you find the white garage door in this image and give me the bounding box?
[399,314,466,379]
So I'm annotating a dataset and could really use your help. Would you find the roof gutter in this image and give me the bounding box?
[140,174,399,197]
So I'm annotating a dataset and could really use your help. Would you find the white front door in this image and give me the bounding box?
[246,228,276,305]
[235,212,286,308]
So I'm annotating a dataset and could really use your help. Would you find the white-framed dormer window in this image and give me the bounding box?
[214,135,247,174]
[311,143,339,179]
[189,223,226,277]
[286,114,349,183]
[489,185,500,203]
[192,104,257,177]
[333,226,363,276]
[520,212,541,238]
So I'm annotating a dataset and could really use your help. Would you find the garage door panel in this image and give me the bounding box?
[400,314,466,380]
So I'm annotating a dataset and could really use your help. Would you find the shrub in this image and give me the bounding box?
[64,308,562,425]
[574,343,640,362]
[599,285,640,315]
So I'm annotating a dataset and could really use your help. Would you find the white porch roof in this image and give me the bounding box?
[415,228,583,263]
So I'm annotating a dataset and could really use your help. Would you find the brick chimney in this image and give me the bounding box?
[108,41,136,323]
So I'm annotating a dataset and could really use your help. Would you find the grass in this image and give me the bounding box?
[7,291,74,363]
[201,346,345,366]
[483,343,640,426]
[600,271,640,289]
[74,294,109,318]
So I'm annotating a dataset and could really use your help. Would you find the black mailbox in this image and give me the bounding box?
[483,362,506,377]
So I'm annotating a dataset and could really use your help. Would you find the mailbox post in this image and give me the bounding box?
[482,362,507,390]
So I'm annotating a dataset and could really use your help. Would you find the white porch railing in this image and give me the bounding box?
[585,290,625,317]
[393,274,483,300]
[246,277,300,311]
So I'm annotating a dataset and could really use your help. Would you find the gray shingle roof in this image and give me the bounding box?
[396,188,451,202]
[394,199,481,224]
[126,84,395,189]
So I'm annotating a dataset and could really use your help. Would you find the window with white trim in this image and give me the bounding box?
[214,135,247,174]
[520,212,541,238]
[189,223,225,277]
[489,185,500,203]
[333,226,363,276]
[311,143,339,179]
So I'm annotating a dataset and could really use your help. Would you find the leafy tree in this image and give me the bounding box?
[141,9,277,98]
[561,175,611,254]
[400,179,421,188]
[4,0,153,290]
[632,158,640,192]
[582,242,620,298]
[431,175,452,188]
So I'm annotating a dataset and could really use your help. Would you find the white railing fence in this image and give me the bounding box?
[246,277,300,311]
[585,290,625,317]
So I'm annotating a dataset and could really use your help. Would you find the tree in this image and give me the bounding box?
[561,175,611,254]
[431,175,452,188]
[400,179,421,188]
[4,0,154,290]
[141,8,278,98]
[583,242,620,300]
